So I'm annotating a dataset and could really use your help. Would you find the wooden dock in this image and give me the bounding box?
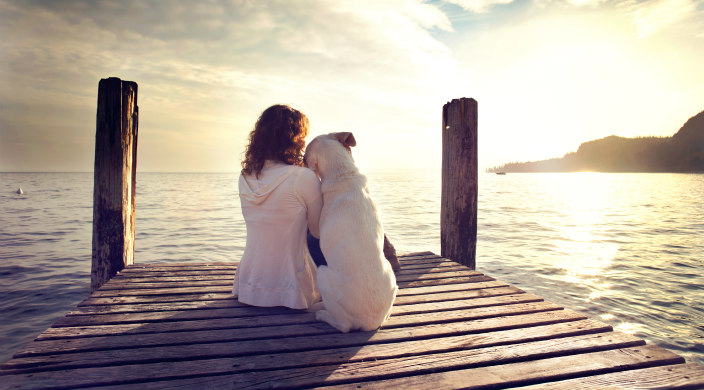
[2,252,703,390]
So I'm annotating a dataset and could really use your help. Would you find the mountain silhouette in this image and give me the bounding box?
[489,110,704,173]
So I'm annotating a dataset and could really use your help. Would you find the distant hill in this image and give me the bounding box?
[488,110,704,173]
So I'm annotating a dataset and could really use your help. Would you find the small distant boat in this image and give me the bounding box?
[17,187,24,194]
[495,172,506,175]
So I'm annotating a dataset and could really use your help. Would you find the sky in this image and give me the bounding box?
[1,0,703,172]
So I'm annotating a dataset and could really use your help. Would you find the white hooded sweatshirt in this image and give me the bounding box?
[234,161,323,309]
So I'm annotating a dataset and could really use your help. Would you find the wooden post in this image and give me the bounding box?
[441,98,477,269]
[91,77,138,291]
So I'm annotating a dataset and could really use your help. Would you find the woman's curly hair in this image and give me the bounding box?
[241,105,310,178]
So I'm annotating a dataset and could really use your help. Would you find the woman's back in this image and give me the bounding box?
[234,161,322,309]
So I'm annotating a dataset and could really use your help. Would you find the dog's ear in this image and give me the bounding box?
[303,141,319,173]
[332,132,356,148]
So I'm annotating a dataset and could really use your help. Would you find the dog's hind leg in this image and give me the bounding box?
[315,267,354,332]
[316,307,352,333]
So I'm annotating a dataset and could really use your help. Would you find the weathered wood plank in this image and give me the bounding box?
[323,345,684,390]
[75,280,510,307]
[111,273,236,282]
[395,285,522,303]
[4,310,588,372]
[52,305,313,327]
[89,285,235,297]
[224,335,651,390]
[125,262,234,267]
[69,299,285,316]
[112,261,465,281]
[69,286,527,316]
[116,253,436,274]
[399,274,494,288]
[19,294,549,357]
[98,279,236,289]
[77,292,235,307]
[398,257,458,267]
[35,307,587,347]
[385,301,564,328]
[39,282,525,340]
[401,269,483,282]
[2,328,633,389]
[513,362,704,389]
[13,318,608,373]
[118,264,236,271]
[394,261,465,272]
[397,251,437,258]
[52,299,562,328]
[106,264,472,284]
[86,274,496,298]
[99,269,484,290]
[396,279,508,296]
[392,293,543,315]
[4,256,699,390]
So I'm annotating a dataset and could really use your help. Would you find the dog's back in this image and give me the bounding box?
[305,133,398,332]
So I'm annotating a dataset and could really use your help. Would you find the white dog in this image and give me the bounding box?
[304,132,398,333]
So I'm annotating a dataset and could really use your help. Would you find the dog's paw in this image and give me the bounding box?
[308,301,325,313]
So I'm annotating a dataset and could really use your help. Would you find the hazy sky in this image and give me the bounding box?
[1,0,703,172]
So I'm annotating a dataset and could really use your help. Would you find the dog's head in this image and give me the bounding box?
[304,132,357,179]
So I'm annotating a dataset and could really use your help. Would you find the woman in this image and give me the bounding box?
[234,104,323,309]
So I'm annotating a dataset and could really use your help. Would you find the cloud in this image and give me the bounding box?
[564,0,609,5]
[530,0,703,40]
[3,0,700,172]
[1,0,457,99]
[443,0,516,13]
[0,0,461,171]
[625,0,699,38]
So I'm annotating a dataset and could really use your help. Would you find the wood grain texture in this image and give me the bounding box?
[441,97,478,269]
[3,253,701,390]
[514,362,704,389]
[325,345,685,390]
[91,77,138,292]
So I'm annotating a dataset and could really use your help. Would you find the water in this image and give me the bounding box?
[1,171,702,365]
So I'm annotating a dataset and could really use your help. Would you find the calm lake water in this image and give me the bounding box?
[1,171,702,365]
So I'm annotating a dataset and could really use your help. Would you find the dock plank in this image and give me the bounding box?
[2,252,702,390]
[32,307,586,343]
[324,345,685,390]
[1,331,643,389]
[514,362,704,389]
[15,295,553,358]
[68,286,528,316]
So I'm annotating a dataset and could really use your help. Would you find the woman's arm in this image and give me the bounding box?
[298,168,323,238]
[306,195,323,239]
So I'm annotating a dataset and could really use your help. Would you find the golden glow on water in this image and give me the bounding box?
[477,173,703,364]
[552,174,619,291]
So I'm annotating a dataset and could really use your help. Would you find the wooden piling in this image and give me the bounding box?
[441,98,478,269]
[91,77,139,291]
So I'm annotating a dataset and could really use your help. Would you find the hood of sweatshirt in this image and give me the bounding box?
[239,161,296,205]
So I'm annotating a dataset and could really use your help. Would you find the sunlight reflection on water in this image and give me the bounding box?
[476,172,704,365]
